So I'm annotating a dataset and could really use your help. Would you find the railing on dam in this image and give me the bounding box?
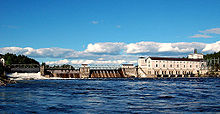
[69,64,121,70]
[45,65,121,70]
[87,65,121,70]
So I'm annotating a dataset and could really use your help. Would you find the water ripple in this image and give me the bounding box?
[0,78,219,113]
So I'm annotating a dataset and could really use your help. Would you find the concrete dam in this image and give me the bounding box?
[40,64,137,78]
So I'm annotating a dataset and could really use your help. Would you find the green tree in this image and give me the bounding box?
[3,53,39,65]
[0,64,4,76]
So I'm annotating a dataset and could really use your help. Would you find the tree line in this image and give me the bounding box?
[203,51,220,71]
[1,53,39,65]
[204,51,220,60]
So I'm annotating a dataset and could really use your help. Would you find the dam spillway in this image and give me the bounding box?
[89,69,124,78]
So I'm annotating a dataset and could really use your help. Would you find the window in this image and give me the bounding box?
[156,64,158,67]
[184,65,186,68]
[177,65,179,68]
[163,64,165,67]
[148,65,150,67]
[190,65,192,68]
[170,64,172,67]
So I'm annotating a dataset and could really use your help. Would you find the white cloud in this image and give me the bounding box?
[202,41,220,52]
[46,59,70,65]
[200,28,220,34]
[91,21,99,24]
[126,42,206,54]
[190,34,212,38]
[1,41,220,65]
[0,47,25,54]
[126,42,158,54]
[158,43,179,52]
[85,42,125,54]
[0,47,79,58]
[46,59,132,65]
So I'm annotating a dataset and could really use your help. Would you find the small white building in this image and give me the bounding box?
[188,49,204,59]
[138,50,208,78]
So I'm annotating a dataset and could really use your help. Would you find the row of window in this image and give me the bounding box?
[154,71,193,75]
[154,64,199,68]
[146,60,203,64]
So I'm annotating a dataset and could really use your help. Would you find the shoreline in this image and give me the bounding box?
[0,76,16,86]
[7,73,220,81]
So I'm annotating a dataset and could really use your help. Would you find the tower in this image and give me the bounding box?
[194,49,198,54]
[80,64,90,78]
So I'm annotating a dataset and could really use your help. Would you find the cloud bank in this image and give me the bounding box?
[1,41,220,64]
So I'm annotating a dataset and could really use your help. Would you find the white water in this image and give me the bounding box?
[7,72,83,80]
[7,72,48,80]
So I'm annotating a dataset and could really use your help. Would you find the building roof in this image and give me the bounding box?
[149,57,203,62]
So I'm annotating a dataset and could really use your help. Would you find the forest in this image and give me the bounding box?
[204,51,220,60]
[0,53,39,65]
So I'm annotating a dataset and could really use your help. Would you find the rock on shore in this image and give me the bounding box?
[0,76,16,86]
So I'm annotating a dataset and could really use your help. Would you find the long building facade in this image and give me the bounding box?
[138,50,208,78]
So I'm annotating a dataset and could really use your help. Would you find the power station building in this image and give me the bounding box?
[138,50,208,77]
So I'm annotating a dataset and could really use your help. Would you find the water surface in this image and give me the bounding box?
[0,78,220,113]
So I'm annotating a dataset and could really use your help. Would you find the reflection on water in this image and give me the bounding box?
[0,78,220,113]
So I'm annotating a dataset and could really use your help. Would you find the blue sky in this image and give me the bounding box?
[0,0,220,64]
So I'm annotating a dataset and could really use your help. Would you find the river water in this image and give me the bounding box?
[0,78,220,113]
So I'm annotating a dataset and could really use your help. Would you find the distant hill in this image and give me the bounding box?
[1,53,39,65]
[204,51,220,60]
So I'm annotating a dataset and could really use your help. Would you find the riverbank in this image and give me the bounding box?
[0,75,16,86]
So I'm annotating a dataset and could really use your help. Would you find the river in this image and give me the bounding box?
[0,78,220,113]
